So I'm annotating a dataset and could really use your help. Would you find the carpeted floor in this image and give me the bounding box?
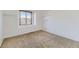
[1,30,79,48]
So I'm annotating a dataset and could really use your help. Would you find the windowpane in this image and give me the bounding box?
[20,12,26,25]
[19,10,32,25]
[26,12,32,24]
[27,12,31,19]
[20,12,26,18]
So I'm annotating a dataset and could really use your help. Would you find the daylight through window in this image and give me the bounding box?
[19,10,32,25]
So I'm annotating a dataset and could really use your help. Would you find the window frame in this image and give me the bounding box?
[19,10,32,25]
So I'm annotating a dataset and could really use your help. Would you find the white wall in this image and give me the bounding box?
[3,10,79,42]
[42,10,79,41]
[3,10,42,38]
[0,11,3,46]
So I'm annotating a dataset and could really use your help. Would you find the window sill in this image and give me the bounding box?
[18,24,36,28]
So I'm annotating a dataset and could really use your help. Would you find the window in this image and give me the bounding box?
[19,10,32,25]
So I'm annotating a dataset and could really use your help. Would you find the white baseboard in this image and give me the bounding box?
[4,28,42,39]
[42,29,79,42]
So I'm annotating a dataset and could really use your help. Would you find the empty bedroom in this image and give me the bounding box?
[0,10,79,48]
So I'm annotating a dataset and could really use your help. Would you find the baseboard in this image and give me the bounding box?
[42,29,79,42]
[3,29,79,45]
[5,29,42,39]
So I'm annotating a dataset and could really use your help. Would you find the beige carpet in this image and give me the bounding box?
[1,30,79,48]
